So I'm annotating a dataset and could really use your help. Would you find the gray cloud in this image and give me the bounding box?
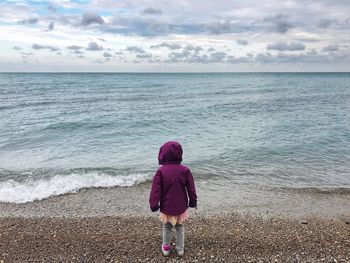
[67,45,83,50]
[136,53,152,59]
[318,19,337,29]
[147,21,169,33]
[47,4,57,12]
[165,50,226,64]
[14,46,22,51]
[18,17,39,24]
[264,14,293,33]
[255,53,274,63]
[21,52,33,56]
[103,52,112,57]
[126,46,146,54]
[236,39,248,45]
[86,42,103,51]
[206,20,231,34]
[48,22,54,31]
[207,47,216,52]
[185,45,202,52]
[254,50,338,64]
[267,42,305,51]
[322,44,339,52]
[142,7,162,15]
[227,55,252,64]
[151,42,181,50]
[74,50,85,54]
[81,13,105,26]
[209,51,226,62]
[32,43,60,52]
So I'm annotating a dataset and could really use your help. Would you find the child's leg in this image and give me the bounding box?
[162,222,172,245]
[175,223,184,252]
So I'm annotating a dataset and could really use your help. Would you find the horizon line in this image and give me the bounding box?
[1,71,350,74]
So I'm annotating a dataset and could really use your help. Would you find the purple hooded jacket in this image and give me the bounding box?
[149,141,197,215]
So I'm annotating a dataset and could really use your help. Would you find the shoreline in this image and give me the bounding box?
[1,181,350,219]
[1,215,349,262]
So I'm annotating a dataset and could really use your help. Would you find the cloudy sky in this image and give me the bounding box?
[1,0,349,72]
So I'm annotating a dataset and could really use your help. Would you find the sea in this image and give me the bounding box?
[0,73,349,207]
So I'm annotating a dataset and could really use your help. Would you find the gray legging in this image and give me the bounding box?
[162,222,184,251]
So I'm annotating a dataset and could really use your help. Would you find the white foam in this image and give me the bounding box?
[0,172,151,203]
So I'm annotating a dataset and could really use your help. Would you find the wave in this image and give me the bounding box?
[0,170,151,204]
[273,186,350,195]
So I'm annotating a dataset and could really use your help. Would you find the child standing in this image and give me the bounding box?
[149,141,197,257]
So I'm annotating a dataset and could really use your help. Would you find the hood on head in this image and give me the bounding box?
[158,141,183,165]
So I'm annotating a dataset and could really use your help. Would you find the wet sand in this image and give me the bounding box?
[1,215,350,262]
[1,181,350,219]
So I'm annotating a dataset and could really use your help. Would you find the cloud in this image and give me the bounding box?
[227,55,252,64]
[86,42,103,51]
[14,46,22,51]
[322,44,339,52]
[209,51,226,62]
[67,45,83,50]
[254,50,339,64]
[142,7,162,16]
[206,20,231,34]
[32,44,60,52]
[18,17,39,24]
[184,45,203,53]
[294,37,320,43]
[263,14,293,33]
[136,53,152,59]
[21,52,33,56]
[81,13,105,26]
[207,47,216,52]
[318,19,337,29]
[126,46,146,53]
[103,52,112,57]
[47,22,54,31]
[74,50,85,55]
[267,42,305,51]
[47,4,57,12]
[236,39,248,45]
[147,22,169,34]
[166,49,226,64]
[255,52,274,63]
[151,42,181,50]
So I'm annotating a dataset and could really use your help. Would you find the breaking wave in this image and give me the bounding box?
[0,169,151,204]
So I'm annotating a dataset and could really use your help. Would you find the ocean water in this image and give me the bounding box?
[0,73,349,203]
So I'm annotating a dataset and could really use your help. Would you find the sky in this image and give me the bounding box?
[0,0,349,72]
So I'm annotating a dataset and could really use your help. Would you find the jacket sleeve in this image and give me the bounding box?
[149,169,162,212]
[186,168,197,208]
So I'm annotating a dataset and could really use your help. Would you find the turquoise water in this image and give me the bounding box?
[0,73,349,203]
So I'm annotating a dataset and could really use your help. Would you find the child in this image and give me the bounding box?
[149,141,197,257]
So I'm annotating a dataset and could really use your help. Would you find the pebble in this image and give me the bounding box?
[1,216,349,262]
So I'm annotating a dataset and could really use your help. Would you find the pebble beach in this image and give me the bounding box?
[1,215,350,262]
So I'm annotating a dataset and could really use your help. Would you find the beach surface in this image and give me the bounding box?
[1,215,350,262]
[1,184,350,262]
